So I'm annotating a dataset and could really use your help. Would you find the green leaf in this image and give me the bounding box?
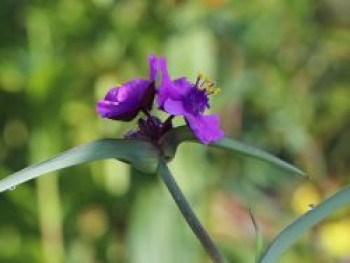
[0,139,159,193]
[213,137,305,176]
[259,185,350,263]
[248,207,264,263]
[160,126,305,176]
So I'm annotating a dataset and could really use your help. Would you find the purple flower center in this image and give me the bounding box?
[183,88,210,116]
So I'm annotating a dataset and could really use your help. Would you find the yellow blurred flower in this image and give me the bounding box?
[320,219,350,258]
[291,183,321,215]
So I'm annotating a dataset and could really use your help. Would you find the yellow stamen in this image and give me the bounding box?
[196,72,203,89]
[195,73,221,95]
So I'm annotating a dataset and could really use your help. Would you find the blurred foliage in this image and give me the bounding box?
[0,0,349,262]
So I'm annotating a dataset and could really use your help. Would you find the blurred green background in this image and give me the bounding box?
[0,0,349,262]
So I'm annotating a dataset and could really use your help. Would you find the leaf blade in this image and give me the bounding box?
[248,207,264,263]
[259,185,350,263]
[0,139,159,193]
[213,137,305,176]
[160,126,305,176]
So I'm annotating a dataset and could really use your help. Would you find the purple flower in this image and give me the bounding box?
[96,55,158,121]
[157,57,224,144]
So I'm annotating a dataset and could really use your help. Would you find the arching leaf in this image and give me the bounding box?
[0,139,159,193]
[160,126,305,176]
[259,185,350,263]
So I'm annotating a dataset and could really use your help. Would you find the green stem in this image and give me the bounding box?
[157,160,227,263]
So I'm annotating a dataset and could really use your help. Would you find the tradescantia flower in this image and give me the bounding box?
[96,55,158,121]
[95,54,224,145]
[157,57,224,144]
[0,54,307,263]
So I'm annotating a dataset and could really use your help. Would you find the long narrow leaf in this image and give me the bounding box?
[160,126,305,176]
[249,207,264,263]
[259,185,350,263]
[0,139,159,193]
[213,137,305,176]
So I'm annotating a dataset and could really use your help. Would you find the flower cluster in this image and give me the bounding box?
[96,55,224,144]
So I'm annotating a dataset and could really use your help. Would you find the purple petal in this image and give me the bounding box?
[96,100,139,121]
[148,54,158,82]
[157,57,172,108]
[96,78,152,121]
[159,57,171,87]
[163,99,186,115]
[172,77,193,96]
[186,114,224,144]
[104,87,120,102]
[157,57,193,108]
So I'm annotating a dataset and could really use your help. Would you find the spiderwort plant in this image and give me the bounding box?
[0,55,310,263]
